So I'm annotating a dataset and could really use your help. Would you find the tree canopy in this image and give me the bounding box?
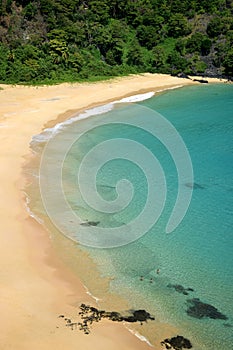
[0,0,232,83]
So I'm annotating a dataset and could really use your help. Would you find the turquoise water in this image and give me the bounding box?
[39,84,233,349]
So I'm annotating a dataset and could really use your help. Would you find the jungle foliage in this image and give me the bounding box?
[0,0,232,83]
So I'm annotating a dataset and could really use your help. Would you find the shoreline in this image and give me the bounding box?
[0,73,227,349]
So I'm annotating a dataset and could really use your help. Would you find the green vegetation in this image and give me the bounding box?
[0,0,232,84]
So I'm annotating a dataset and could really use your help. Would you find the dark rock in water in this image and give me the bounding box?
[99,184,116,189]
[186,298,228,320]
[132,310,155,322]
[104,311,123,322]
[161,335,192,350]
[123,315,136,322]
[193,78,208,84]
[80,221,100,227]
[185,182,205,190]
[110,311,122,320]
[65,304,155,334]
[223,323,232,328]
[167,284,194,296]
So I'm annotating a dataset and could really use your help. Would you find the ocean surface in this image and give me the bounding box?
[29,84,233,349]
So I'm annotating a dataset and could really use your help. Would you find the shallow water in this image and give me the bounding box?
[29,84,233,349]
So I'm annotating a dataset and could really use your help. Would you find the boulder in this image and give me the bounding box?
[177,72,191,79]
[161,335,192,350]
[193,78,208,84]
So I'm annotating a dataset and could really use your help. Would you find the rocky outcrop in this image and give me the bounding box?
[60,304,155,334]
[193,78,209,83]
[161,335,192,349]
[176,72,192,79]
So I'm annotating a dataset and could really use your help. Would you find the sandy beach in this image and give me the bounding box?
[0,73,226,350]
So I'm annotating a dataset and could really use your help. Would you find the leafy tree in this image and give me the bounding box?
[167,50,188,74]
[223,49,233,76]
[14,44,40,61]
[196,0,227,14]
[22,2,38,20]
[167,13,191,38]
[126,39,146,68]
[48,29,69,64]
[86,0,110,24]
[190,56,207,74]
[63,22,87,46]
[0,44,10,81]
[186,33,211,56]
[207,17,225,38]
[67,52,82,71]
[93,19,128,65]
[136,25,159,49]
[175,38,186,55]
[151,46,166,70]
[201,37,212,56]
[0,0,13,15]
[109,0,126,19]
[169,0,190,14]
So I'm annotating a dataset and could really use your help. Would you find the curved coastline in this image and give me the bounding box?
[0,73,228,350]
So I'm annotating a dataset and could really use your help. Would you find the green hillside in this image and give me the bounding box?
[0,0,232,84]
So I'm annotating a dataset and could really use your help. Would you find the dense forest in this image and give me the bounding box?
[0,0,232,84]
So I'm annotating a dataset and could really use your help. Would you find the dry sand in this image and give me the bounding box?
[0,74,225,350]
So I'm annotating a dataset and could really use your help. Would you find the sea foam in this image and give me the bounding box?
[30,91,155,148]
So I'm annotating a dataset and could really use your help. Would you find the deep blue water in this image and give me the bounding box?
[39,84,233,349]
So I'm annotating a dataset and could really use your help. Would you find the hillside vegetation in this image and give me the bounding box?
[0,0,232,83]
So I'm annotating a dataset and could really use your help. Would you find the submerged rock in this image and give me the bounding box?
[185,182,205,190]
[186,298,228,320]
[161,335,192,350]
[80,221,100,227]
[167,284,194,296]
[99,184,116,189]
[223,323,232,328]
